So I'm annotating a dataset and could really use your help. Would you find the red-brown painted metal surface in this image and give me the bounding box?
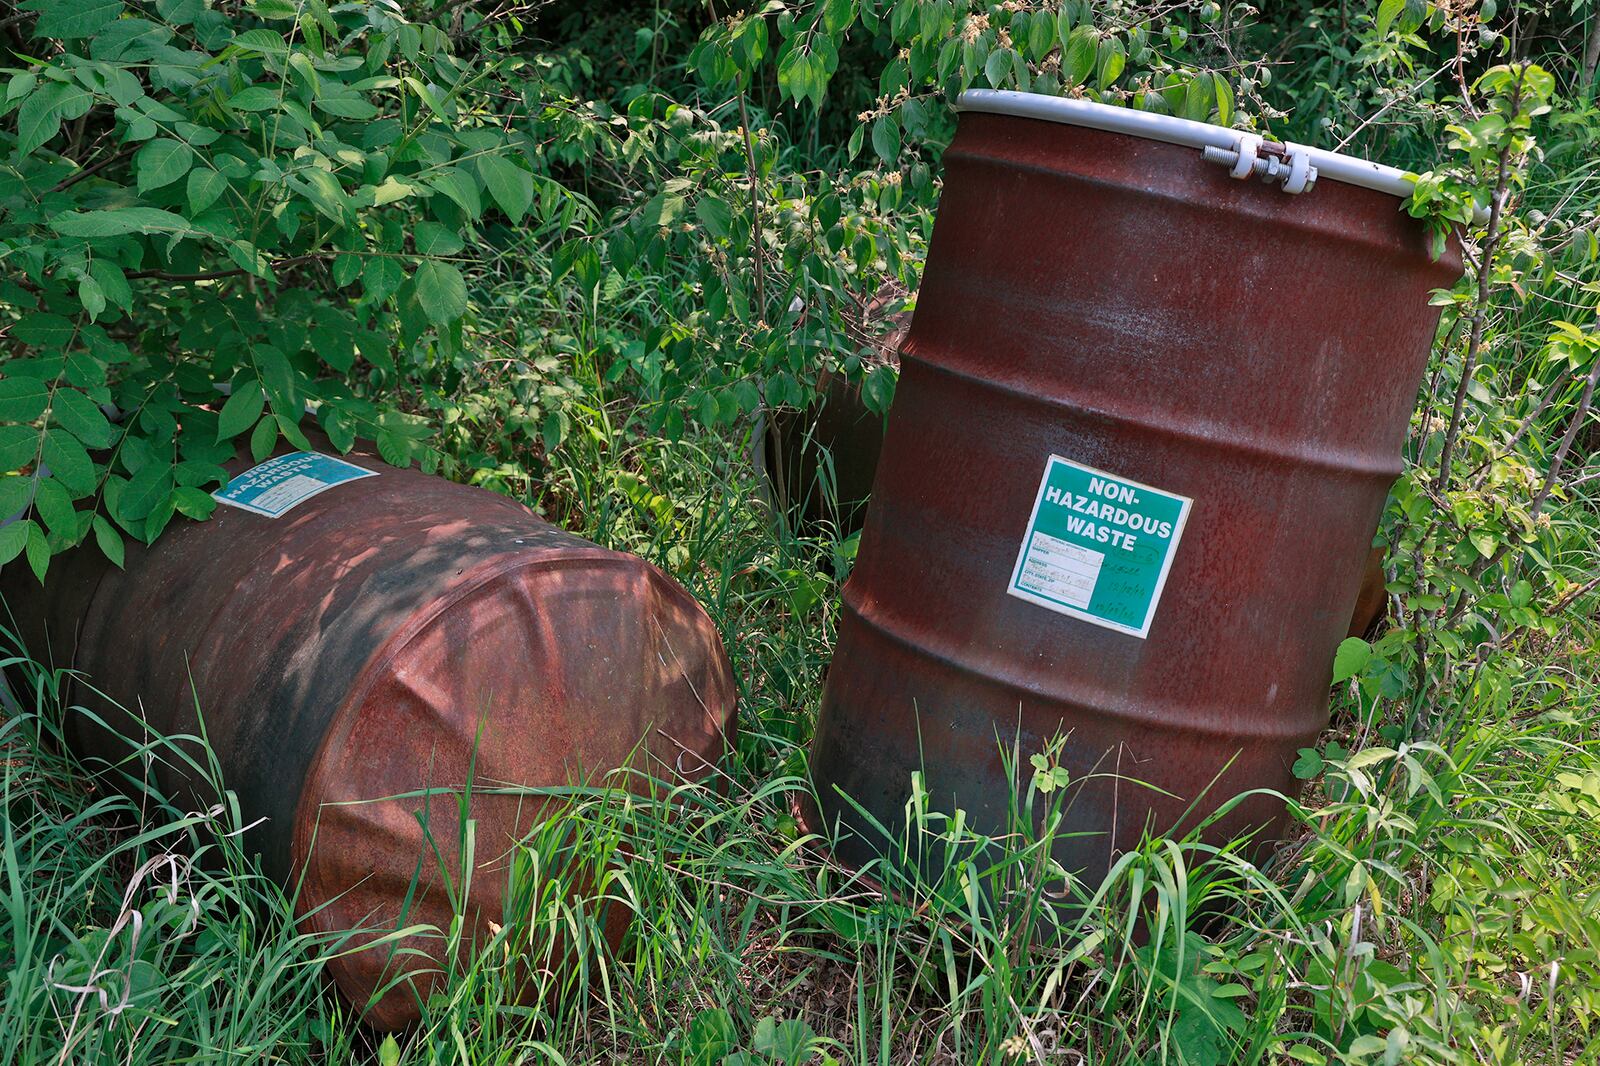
[761,290,910,543]
[808,108,1460,887]
[4,436,736,1029]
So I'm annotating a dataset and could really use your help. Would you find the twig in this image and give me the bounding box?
[49,146,134,194]
[1436,74,1523,493]
[1551,574,1600,616]
[736,90,766,323]
[124,254,323,282]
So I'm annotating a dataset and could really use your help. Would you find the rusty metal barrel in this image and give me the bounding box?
[4,436,736,1028]
[808,90,1461,887]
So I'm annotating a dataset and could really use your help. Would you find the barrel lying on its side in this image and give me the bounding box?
[3,438,737,1029]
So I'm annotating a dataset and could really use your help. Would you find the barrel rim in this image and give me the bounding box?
[954,89,1418,202]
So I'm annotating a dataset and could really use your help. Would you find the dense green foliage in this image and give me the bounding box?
[2,0,1600,1062]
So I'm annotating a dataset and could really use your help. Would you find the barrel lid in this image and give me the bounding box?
[955,89,1418,202]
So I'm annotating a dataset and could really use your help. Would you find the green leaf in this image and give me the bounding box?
[0,476,33,519]
[50,208,193,237]
[13,312,76,349]
[413,222,463,256]
[430,168,482,220]
[362,257,404,305]
[227,86,281,111]
[695,194,732,239]
[31,476,77,538]
[16,82,91,156]
[1095,36,1126,89]
[50,389,115,449]
[1331,637,1371,684]
[984,47,1013,88]
[0,426,39,472]
[41,429,96,495]
[135,138,194,192]
[172,486,216,520]
[27,0,124,40]
[187,168,228,213]
[871,115,900,163]
[120,462,173,521]
[1063,28,1097,86]
[0,519,30,569]
[1468,529,1497,558]
[476,155,533,220]
[1376,0,1404,36]
[92,513,124,568]
[79,277,106,321]
[275,413,312,451]
[249,416,278,462]
[412,261,468,326]
[0,378,50,422]
[1291,748,1324,780]
[296,168,352,225]
[217,381,266,442]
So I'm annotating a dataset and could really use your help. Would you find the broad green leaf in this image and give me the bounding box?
[1063,28,1096,86]
[16,82,91,156]
[249,415,277,462]
[187,168,228,213]
[120,461,173,521]
[0,378,50,422]
[0,519,30,568]
[50,389,115,448]
[157,0,203,24]
[296,168,351,225]
[216,380,266,441]
[1376,0,1405,36]
[695,194,732,239]
[1331,637,1371,684]
[0,476,33,519]
[27,0,124,40]
[430,168,482,220]
[227,86,281,111]
[275,413,312,451]
[31,476,77,538]
[476,155,533,220]
[412,261,468,326]
[984,47,1013,88]
[172,486,216,519]
[42,429,96,495]
[375,429,412,467]
[92,513,124,568]
[50,208,193,237]
[871,115,900,163]
[1095,36,1126,89]
[0,426,39,472]
[230,28,289,56]
[362,258,404,304]
[1291,748,1324,780]
[13,312,76,349]
[370,176,415,206]
[79,276,106,321]
[136,139,194,192]
[413,221,463,256]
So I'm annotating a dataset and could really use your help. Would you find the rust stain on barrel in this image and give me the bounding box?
[808,111,1460,888]
[4,434,736,1028]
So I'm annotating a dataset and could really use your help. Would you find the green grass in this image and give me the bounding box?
[3,397,1598,1064]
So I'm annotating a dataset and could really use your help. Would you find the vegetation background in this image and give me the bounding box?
[1,0,1599,1061]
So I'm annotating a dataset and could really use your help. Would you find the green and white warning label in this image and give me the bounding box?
[1007,455,1192,638]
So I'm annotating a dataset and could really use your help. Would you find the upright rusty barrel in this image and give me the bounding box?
[809,91,1460,887]
[4,436,736,1028]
